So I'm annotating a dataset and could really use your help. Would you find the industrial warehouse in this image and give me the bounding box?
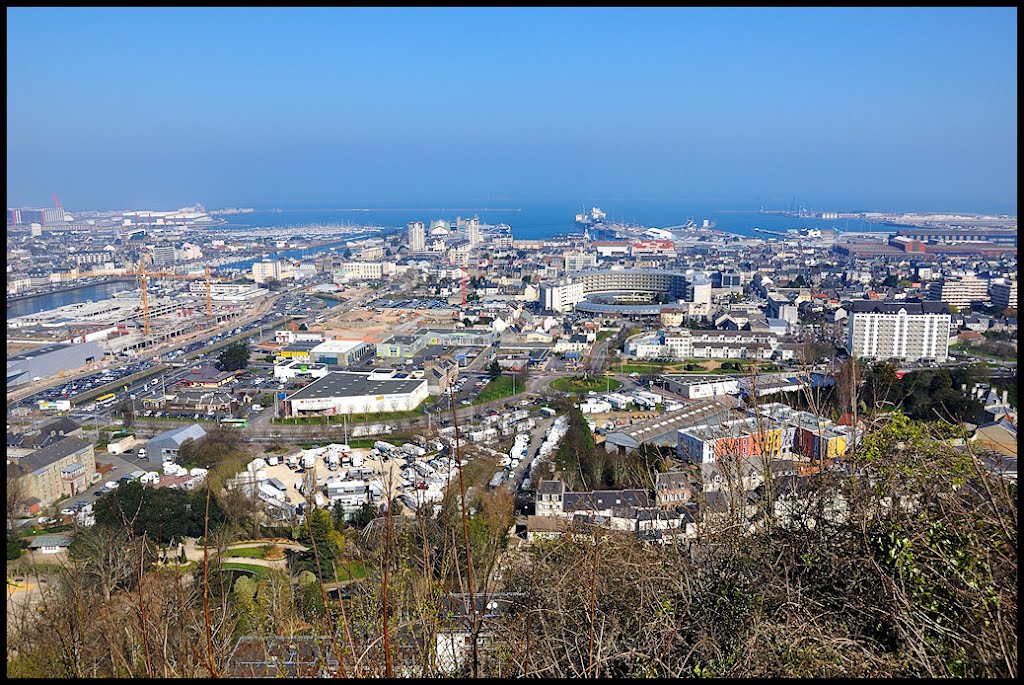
[281,369,429,417]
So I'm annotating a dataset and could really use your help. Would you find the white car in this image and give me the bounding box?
[37,517,58,525]
[60,508,78,516]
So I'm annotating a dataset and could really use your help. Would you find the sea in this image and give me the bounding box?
[8,202,891,318]
[213,203,891,241]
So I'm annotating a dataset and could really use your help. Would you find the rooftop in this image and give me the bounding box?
[604,397,736,450]
[848,300,950,315]
[286,371,426,401]
[310,339,367,354]
[17,436,92,475]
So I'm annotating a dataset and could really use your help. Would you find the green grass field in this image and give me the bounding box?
[474,375,522,404]
[334,561,370,581]
[550,376,623,394]
[223,547,267,559]
[221,562,271,579]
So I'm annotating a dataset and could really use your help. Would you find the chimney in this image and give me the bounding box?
[1002,389,1008,406]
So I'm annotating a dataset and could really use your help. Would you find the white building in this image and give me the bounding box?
[407,221,426,251]
[927,274,990,309]
[252,260,286,284]
[673,377,741,400]
[189,282,268,302]
[283,370,429,417]
[563,251,598,272]
[846,300,951,362]
[273,360,330,381]
[625,329,778,360]
[462,216,482,247]
[334,261,396,281]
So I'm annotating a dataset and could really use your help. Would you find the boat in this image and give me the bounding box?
[575,206,607,228]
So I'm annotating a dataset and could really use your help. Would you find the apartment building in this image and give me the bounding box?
[990,280,1017,311]
[927,274,989,309]
[846,300,951,362]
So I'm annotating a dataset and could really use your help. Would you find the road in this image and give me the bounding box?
[7,281,316,406]
[502,414,556,497]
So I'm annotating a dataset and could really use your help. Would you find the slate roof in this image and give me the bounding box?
[562,489,651,514]
[18,437,92,475]
[848,300,950,315]
[28,535,73,549]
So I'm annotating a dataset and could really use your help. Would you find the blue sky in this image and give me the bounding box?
[6,7,1018,213]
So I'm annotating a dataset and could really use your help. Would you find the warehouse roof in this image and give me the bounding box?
[604,397,737,450]
[286,372,426,401]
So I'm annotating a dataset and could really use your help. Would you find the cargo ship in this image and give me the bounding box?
[575,206,607,228]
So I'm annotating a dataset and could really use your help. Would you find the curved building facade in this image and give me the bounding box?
[540,269,711,315]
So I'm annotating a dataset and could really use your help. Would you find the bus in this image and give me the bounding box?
[220,418,249,429]
[96,393,118,407]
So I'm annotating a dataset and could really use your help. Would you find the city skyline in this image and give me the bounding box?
[6,7,1018,214]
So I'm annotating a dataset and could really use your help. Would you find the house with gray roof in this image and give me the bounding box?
[9,436,95,512]
[146,423,207,465]
[27,534,73,554]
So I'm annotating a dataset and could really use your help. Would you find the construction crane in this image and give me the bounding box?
[130,259,226,332]
[53,193,62,209]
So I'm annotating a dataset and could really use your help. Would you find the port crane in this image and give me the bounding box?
[130,256,227,335]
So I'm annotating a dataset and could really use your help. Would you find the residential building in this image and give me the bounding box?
[10,437,96,511]
[151,245,177,268]
[563,250,598,272]
[767,292,799,325]
[252,259,285,284]
[990,280,1017,311]
[424,356,459,395]
[927,274,990,309]
[846,300,951,362]
[334,261,396,281]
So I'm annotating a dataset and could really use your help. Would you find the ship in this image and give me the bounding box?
[575,206,607,228]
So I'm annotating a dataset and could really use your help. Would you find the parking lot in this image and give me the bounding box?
[18,359,155,409]
[368,298,455,310]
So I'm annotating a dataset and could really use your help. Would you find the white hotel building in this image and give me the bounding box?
[846,301,951,362]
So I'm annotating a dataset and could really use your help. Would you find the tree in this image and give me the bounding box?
[6,466,27,532]
[331,499,348,530]
[176,438,198,468]
[791,274,808,287]
[487,359,502,380]
[116,399,134,429]
[297,508,343,579]
[351,501,378,529]
[217,341,250,372]
[881,274,898,288]
[69,525,143,601]
[94,481,221,544]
